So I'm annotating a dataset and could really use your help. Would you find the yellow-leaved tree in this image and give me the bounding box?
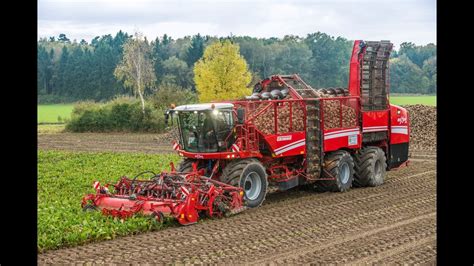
[194,40,252,102]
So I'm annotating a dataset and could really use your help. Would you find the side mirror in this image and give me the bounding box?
[164,111,169,126]
[164,110,174,126]
[236,108,245,124]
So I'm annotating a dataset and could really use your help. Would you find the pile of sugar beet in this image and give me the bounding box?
[403,104,437,151]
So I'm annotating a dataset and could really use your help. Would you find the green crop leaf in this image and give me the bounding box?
[38,150,180,251]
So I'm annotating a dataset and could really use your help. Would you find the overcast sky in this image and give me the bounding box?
[38,0,436,49]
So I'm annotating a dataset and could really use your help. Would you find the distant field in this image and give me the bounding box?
[38,124,65,134]
[390,95,436,106]
[38,104,74,124]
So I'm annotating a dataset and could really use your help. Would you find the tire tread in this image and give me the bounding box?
[354,147,387,187]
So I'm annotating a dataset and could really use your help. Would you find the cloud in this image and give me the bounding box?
[38,0,436,49]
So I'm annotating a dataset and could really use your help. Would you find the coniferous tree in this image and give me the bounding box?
[185,34,205,67]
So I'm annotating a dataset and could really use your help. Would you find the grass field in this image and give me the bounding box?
[390,95,436,106]
[38,150,181,251]
[38,104,75,124]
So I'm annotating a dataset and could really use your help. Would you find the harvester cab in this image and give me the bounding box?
[167,103,235,153]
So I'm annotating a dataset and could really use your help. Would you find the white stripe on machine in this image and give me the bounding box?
[275,141,306,155]
[274,139,305,153]
[363,126,388,132]
[274,128,362,155]
[324,130,360,140]
[324,128,359,136]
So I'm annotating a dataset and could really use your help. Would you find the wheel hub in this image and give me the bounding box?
[340,163,350,184]
[243,171,262,200]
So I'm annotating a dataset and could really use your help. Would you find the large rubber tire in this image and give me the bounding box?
[220,159,268,208]
[178,158,202,172]
[317,150,354,192]
[354,147,387,187]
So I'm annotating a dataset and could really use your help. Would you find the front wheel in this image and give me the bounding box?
[178,158,196,172]
[220,159,268,208]
[178,158,208,174]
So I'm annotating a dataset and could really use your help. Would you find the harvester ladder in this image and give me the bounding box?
[247,125,258,150]
[239,124,258,151]
[361,41,393,110]
[304,99,322,181]
[281,74,322,180]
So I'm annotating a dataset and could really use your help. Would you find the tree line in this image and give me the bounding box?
[37,31,436,103]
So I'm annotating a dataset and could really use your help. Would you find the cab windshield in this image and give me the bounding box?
[178,109,234,152]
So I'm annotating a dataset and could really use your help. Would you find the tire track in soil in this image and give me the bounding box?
[38,161,436,264]
[188,181,435,264]
[348,230,436,265]
[254,212,435,264]
[372,237,437,264]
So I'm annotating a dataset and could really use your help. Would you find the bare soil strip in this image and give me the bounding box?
[38,160,436,264]
[38,133,174,153]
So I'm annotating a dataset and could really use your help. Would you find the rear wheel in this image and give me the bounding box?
[220,159,268,208]
[316,150,354,192]
[354,147,387,187]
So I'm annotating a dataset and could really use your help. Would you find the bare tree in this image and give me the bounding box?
[114,32,156,113]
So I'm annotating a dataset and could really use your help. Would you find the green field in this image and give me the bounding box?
[389,95,436,106]
[38,150,181,251]
[38,104,75,124]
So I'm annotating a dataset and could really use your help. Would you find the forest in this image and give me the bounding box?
[37,31,436,103]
